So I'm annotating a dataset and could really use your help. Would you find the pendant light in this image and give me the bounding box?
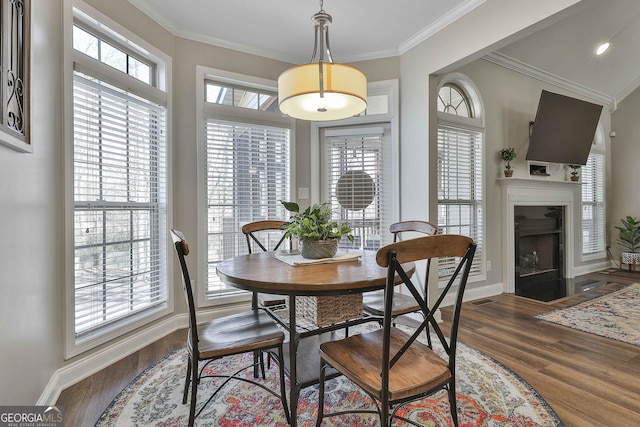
[278,1,367,121]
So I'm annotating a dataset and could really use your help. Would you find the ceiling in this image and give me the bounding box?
[128,0,640,106]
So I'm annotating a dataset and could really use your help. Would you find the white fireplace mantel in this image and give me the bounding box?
[499,178,581,293]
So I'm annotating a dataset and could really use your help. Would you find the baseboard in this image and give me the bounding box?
[38,314,187,406]
[442,282,504,307]
[403,282,504,325]
[38,304,246,406]
[572,260,614,277]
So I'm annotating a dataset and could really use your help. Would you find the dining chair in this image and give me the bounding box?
[362,221,437,328]
[170,229,290,427]
[316,234,476,427]
[242,220,290,309]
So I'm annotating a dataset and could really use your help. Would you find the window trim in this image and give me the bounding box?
[195,65,295,309]
[63,0,173,359]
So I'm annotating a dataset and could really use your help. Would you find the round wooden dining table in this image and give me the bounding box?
[216,249,414,427]
[216,249,402,295]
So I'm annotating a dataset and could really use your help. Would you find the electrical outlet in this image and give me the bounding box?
[486,260,492,271]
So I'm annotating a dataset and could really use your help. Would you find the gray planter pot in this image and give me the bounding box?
[300,239,338,259]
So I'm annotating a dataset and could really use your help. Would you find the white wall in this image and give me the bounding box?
[0,0,593,405]
[0,0,64,403]
[399,0,583,302]
[611,87,640,259]
[448,58,611,290]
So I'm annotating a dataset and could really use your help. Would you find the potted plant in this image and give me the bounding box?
[569,164,581,181]
[281,201,354,259]
[615,216,640,267]
[499,147,517,177]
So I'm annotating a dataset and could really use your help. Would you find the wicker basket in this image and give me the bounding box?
[296,294,363,327]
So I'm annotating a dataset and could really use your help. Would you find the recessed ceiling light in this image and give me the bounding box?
[596,42,610,56]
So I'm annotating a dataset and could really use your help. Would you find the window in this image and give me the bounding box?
[322,125,392,250]
[67,6,170,355]
[582,152,606,257]
[436,80,485,280]
[199,70,292,304]
[204,119,291,299]
[314,80,399,252]
[73,24,152,84]
[205,80,278,112]
[0,0,31,152]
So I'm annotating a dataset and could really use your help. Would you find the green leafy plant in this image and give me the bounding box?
[499,147,517,170]
[569,164,581,177]
[615,216,640,253]
[280,201,354,243]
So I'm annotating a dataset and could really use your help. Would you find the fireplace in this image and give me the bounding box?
[499,178,579,297]
[514,206,565,301]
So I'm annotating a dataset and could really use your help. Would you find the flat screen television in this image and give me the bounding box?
[526,90,603,165]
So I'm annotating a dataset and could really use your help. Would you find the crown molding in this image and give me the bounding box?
[615,73,640,105]
[400,0,487,54]
[483,52,617,112]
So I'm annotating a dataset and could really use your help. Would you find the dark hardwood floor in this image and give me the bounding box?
[441,269,640,427]
[56,329,187,427]
[57,269,640,427]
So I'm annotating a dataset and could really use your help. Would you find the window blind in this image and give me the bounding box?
[437,124,484,278]
[205,119,290,299]
[582,152,606,255]
[73,71,168,335]
[324,127,389,250]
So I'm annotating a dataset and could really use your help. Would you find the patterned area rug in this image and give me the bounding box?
[96,332,562,427]
[536,283,640,346]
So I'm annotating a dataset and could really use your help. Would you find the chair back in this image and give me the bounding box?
[389,220,437,242]
[170,229,199,354]
[242,220,290,254]
[389,220,437,288]
[375,234,476,389]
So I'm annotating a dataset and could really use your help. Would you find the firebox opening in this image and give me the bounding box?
[514,205,565,302]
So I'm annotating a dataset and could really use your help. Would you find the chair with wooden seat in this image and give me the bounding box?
[362,220,437,322]
[170,229,290,427]
[242,220,290,309]
[316,234,476,427]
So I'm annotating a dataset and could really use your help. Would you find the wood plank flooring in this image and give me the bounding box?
[441,270,640,427]
[57,270,640,427]
[56,329,186,427]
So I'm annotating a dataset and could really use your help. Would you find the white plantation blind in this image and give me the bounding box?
[73,71,168,335]
[324,126,390,250]
[582,152,606,255]
[437,123,484,279]
[205,119,290,298]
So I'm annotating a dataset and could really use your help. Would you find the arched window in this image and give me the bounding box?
[436,76,485,280]
[437,83,471,117]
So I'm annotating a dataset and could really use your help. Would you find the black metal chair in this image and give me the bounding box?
[242,220,290,309]
[316,234,476,427]
[363,221,437,336]
[170,229,290,427]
